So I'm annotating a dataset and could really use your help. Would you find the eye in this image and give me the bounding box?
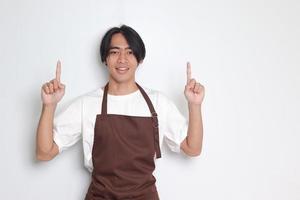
[127,50,133,55]
[109,50,119,55]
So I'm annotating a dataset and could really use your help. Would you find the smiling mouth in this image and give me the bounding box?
[116,67,129,74]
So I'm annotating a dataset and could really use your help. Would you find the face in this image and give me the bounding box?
[105,33,140,84]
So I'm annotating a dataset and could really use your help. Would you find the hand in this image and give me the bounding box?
[41,60,66,106]
[184,62,205,105]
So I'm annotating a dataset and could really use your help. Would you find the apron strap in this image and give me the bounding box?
[136,83,162,158]
[101,82,109,115]
[136,83,156,115]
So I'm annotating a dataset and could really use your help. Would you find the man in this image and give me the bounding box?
[36,25,204,199]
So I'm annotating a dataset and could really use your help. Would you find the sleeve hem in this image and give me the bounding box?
[53,134,64,153]
[164,128,188,153]
[173,131,187,153]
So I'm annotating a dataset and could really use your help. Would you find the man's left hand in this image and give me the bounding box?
[184,62,205,105]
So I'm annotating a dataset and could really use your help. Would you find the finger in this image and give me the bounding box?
[56,60,61,83]
[188,78,196,89]
[42,84,50,94]
[186,62,191,84]
[48,82,54,93]
[59,83,65,89]
[47,82,54,93]
[194,83,201,93]
[197,84,205,94]
[51,79,59,91]
[42,84,47,94]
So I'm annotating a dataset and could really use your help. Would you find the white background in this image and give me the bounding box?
[1,0,299,199]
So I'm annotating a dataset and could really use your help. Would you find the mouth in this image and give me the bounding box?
[115,67,129,74]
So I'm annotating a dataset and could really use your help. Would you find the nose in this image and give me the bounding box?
[117,51,127,63]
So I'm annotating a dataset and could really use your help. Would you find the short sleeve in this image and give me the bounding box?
[53,97,82,153]
[159,93,188,153]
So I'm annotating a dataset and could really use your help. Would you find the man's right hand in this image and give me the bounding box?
[41,60,65,106]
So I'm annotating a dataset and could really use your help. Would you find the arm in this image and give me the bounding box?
[36,60,65,161]
[180,62,205,157]
[180,104,203,156]
[36,104,59,161]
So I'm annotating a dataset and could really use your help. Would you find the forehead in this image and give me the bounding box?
[110,33,129,48]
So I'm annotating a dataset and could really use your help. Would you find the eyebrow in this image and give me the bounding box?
[109,46,132,50]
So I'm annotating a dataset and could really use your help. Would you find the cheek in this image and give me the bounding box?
[105,57,114,67]
[129,57,138,66]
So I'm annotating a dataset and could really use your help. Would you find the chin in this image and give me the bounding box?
[111,76,134,84]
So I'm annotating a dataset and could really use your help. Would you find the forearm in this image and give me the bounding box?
[186,103,203,154]
[36,104,57,155]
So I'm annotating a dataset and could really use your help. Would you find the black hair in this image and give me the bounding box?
[100,25,146,64]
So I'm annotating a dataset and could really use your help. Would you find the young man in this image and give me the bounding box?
[36,25,204,199]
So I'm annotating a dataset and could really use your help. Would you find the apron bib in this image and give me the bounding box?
[85,82,161,200]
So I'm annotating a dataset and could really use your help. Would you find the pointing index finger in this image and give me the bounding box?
[186,62,191,84]
[56,60,61,83]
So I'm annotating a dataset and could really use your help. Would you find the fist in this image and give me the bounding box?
[41,60,65,106]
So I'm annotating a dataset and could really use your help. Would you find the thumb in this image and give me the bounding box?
[58,83,65,89]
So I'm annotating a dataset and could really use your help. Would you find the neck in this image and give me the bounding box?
[106,79,138,95]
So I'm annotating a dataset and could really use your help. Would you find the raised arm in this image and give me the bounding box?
[36,60,65,161]
[180,62,205,157]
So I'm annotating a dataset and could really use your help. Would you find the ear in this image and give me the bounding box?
[139,60,143,64]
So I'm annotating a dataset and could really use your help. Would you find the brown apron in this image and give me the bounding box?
[85,82,162,200]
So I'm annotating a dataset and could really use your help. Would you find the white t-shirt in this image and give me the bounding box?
[53,86,188,172]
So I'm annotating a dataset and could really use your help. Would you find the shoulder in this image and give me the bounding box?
[81,87,104,99]
[141,86,173,107]
[73,86,103,105]
[142,86,162,99]
[61,87,103,111]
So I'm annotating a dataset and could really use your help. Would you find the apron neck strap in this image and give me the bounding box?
[135,83,157,117]
[101,82,157,117]
[101,82,109,115]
